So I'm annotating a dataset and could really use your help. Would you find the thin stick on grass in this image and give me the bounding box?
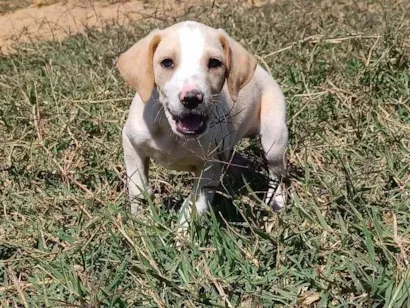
[6,266,29,307]
[61,97,134,104]
[263,34,380,58]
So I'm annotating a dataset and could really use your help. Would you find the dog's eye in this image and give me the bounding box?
[208,58,222,69]
[161,59,174,68]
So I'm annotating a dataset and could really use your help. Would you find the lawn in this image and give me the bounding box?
[1,0,410,306]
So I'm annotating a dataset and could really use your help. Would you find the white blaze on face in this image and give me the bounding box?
[164,24,207,114]
[177,25,205,84]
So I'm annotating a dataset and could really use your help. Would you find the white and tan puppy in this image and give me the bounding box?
[117,21,287,223]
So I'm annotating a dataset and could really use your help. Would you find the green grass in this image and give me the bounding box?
[1,0,410,306]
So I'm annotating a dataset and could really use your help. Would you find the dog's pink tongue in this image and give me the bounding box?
[178,114,202,131]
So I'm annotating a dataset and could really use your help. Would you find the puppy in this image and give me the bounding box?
[117,21,287,223]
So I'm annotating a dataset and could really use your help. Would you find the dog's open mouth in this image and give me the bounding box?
[173,113,207,136]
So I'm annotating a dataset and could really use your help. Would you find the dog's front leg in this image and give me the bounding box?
[123,134,150,214]
[260,123,288,210]
[179,161,221,228]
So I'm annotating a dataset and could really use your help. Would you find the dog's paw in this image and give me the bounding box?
[265,183,286,211]
[130,202,139,215]
[177,197,192,230]
[172,198,192,249]
[267,191,285,211]
[129,187,153,214]
[174,194,209,248]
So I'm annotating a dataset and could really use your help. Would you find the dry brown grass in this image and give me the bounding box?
[1,0,410,306]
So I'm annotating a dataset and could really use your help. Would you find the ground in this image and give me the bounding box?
[1,0,410,307]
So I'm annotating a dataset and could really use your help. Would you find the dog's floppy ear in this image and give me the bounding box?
[219,30,257,102]
[116,29,161,103]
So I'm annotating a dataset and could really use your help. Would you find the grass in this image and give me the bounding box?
[1,0,410,306]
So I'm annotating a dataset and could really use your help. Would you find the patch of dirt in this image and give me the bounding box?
[0,0,199,53]
[0,0,276,54]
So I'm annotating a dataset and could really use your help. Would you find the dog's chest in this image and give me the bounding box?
[144,133,204,172]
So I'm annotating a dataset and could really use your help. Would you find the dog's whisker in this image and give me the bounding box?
[154,105,165,124]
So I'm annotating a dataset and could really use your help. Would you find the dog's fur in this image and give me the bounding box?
[117,21,288,223]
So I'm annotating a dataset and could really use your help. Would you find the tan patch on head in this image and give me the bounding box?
[152,30,181,90]
[117,21,257,104]
[117,25,183,103]
[199,37,227,95]
[116,29,161,103]
[219,30,257,101]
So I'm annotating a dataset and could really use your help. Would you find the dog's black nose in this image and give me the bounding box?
[181,90,203,109]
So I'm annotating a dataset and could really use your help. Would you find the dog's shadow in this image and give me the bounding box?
[159,140,296,224]
[157,138,304,225]
[158,152,270,222]
[213,150,273,223]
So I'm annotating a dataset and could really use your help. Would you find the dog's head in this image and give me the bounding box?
[117,21,257,137]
